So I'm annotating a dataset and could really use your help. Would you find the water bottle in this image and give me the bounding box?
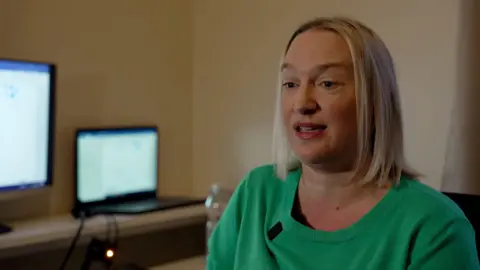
[205,184,232,252]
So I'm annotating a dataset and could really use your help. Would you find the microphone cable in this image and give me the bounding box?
[59,211,86,270]
[80,214,119,270]
[59,212,120,270]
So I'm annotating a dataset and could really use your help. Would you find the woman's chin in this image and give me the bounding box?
[293,148,331,164]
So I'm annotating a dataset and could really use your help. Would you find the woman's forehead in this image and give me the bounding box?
[280,61,352,77]
[284,30,352,69]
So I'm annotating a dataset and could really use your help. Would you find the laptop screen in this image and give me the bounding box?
[76,127,158,204]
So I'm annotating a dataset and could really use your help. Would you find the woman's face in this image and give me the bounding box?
[281,30,357,169]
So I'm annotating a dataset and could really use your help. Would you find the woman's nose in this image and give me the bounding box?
[293,85,319,115]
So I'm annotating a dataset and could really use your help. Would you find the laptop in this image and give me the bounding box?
[72,126,204,218]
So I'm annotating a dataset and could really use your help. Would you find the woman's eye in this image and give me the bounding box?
[282,82,298,89]
[319,80,338,89]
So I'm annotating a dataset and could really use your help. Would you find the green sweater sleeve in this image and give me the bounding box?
[206,177,248,270]
[408,218,480,270]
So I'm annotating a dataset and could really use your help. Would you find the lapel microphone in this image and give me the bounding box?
[268,222,283,241]
[267,221,283,259]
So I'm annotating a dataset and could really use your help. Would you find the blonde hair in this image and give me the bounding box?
[272,17,420,186]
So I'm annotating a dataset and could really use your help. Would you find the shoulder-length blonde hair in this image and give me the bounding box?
[272,17,420,186]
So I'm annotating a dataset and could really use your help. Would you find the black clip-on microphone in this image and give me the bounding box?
[267,222,283,241]
[267,221,283,258]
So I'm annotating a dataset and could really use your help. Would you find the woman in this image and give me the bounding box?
[207,17,479,269]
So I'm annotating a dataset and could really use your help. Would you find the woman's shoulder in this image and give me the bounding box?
[241,164,286,190]
[392,177,479,267]
[233,164,290,206]
[396,176,468,221]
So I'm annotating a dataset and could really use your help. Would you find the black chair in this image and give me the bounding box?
[443,192,480,259]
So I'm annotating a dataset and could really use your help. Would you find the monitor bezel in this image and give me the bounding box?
[0,58,56,192]
[74,125,159,208]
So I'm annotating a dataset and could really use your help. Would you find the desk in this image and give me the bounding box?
[150,256,205,270]
[0,205,206,260]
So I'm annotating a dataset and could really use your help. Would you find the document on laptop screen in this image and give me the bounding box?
[77,130,158,203]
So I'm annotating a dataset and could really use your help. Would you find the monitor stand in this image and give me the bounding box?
[0,223,12,234]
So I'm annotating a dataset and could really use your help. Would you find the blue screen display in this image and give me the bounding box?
[0,60,54,191]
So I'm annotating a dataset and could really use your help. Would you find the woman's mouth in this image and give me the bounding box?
[294,123,327,140]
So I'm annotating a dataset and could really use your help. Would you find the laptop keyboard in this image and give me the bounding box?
[91,197,204,215]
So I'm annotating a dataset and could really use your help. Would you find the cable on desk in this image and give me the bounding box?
[59,211,86,270]
[106,214,119,246]
[80,214,119,270]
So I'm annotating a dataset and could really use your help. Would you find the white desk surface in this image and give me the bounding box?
[0,205,205,259]
[150,256,206,270]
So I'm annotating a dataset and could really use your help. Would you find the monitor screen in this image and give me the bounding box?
[0,59,55,191]
[76,128,158,204]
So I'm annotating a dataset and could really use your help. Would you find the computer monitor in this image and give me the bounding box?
[75,127,158,206]
[0,59,56,233]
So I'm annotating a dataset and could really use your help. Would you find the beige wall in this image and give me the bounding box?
[0,0,477,219]
[0,1,6,51]
[0,0,193,217]
[442,0,480,195]
[192,0,464,195]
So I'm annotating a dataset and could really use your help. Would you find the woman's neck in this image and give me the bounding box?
[295,164,390,231]
[299,164,373,209]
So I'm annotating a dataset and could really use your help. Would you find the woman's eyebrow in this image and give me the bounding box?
[280,62,350,74]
